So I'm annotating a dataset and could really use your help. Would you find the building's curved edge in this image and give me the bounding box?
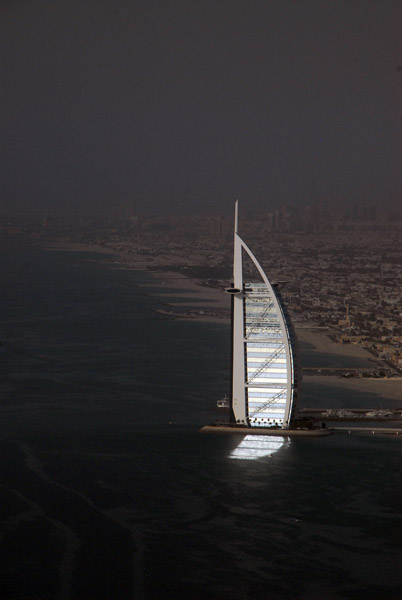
[273,286,301,427]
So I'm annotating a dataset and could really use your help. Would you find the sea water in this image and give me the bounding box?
[1,235,402,600]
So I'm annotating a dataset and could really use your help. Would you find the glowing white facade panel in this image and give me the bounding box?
[229,202,297,429]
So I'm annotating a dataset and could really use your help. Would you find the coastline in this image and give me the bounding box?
[42,241,122,256]
[302,375,402,403]
[42,239,402,404]
[139,270,230,322]
[295,327,378,362]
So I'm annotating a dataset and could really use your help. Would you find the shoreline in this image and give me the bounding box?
[41,241,122,256]
[141,270,230,322]
[302,374,402,403]
[42,239,402,404]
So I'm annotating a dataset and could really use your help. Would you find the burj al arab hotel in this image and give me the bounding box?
[225,201,299,429]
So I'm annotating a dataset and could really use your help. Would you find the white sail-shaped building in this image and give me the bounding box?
[226,201,298,429]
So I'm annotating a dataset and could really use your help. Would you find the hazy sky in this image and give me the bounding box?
[2,0,401,215]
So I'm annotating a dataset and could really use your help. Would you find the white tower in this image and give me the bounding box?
[226,201,297,428]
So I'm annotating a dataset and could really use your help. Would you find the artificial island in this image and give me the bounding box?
[201,202,331,437]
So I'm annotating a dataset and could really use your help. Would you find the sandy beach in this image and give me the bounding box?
[43,241,121,256]
[302,375,402,405]
[294,327,379,362]
[139,270,231,320]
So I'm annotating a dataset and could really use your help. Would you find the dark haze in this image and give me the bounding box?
[2,0,401,215]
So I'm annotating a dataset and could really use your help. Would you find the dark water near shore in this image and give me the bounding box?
[1,236,402,600]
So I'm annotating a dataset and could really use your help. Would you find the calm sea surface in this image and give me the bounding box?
[1,235,402,600]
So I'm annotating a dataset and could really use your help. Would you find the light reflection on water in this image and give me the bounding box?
[229,434,289,460]
[3,238,402,600]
